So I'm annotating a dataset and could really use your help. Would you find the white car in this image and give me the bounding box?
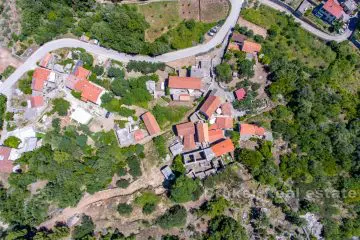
[208,31,215,36]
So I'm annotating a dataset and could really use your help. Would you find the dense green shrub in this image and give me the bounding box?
[117,203,133,215]
[126,60,165,74]
[156,205,187,229]
[116,179,130,189]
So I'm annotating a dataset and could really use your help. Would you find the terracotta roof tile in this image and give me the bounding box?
[74,66,91,80]
[176,122,195,136]
[228,42,241,51]
[0,160,13,173]
[221,103,233,116]
[323,0,343,18]
[179,94,191,101]
[183,134,196,151]
[196,122,209,143]
[211,138,235,157]
[235,88,246,100]
[134,129,145,142]
[74,80,103,104]
[32,68,51,91]
[30,96,44,108]
[142,112,161,136]
[200,95,222,118]
[240,124,265,136]
[216,117,233,129]
[168,76,202,90]
[208,129,224,143]
[0,146,11,161]
[40,53,52,68]
[242,41,262,54]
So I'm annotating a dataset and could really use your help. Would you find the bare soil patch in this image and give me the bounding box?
[179,0,230,23]
[0,47,22,72]
[237,17,268,38]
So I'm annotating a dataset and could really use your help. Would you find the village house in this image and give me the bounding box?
[239,123,266,140]
[175,122,197,151]
[31,67,54,93]
[221,102,233,116]
[315,0,344,23]
[341,0,358,15]
[234,88,246,101]
[141,112,161,136]
[29,95,44,109]
[199,95,222,119]
[241,40,262,55]
[0,146,14,173]
[168,76,203,101]
[66,64,105,105]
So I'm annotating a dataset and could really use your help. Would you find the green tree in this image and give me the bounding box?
[4,136,22,148]
[51,98,70,116]
[215,63,232,83]
[72,215,95,240]
[170,176,203,203]
[153,135,167,158]
[117,203,133,215]
[205,215,248,240]
[156,205,187,229]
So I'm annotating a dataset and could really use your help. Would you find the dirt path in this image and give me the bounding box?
[40,165,165,229]
[0,48,23,72]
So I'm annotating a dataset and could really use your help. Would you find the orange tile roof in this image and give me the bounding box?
[208,129,224,143]
[0,146,11,161]
[179,94,191,101]
[242,41,262,54]
[40,53,52,68]
[0,160,13,173]
[221,103,233,116]
[74,80,103,103]
[228,42,241,51]
[211,138,235,157]
[196,122,209,143]
[168,76,202,90]
[134,129,145,142]
[142,112,161,136]
[323,0,343,19]
[235,88,246,100]
[32,68,51,91]
[240,124,265,136]
[30,96,44,108]
[216,117,233,129]
[209,124,219,130]
[176,122,195,136]
[183,134,196,151]
[74,66,91,80]
[199,95,222,118]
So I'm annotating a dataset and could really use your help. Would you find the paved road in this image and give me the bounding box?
[0,0,243,97]
[259,0,354,42]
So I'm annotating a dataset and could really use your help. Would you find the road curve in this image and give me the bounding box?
[0,0,243,97]
[259,0,354,42]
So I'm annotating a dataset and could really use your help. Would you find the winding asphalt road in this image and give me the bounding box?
[0,0,355,98]
[0,0,243,97]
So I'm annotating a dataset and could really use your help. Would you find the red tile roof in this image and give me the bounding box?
[235,88,246,100]
[0,160,13,173]
[74,80,103,103]
[221,103,233,116]
[74,66,91,80]
[40,53,52,68]
[323,0,343,19]
[66,75,80,89]
[240,124,265,136]
[242,41,262,54]
[196,122,209,143]
[200,95,222,118]
[142,112,161,136]
[211,139,235,157]
[183,134,196,151]
[216,117,233,129]
[0,146,11,161]
[208,129,224,143]
[30,96,44,108]
[32,68,51,91]
[209,124,219,131]
[232,33,247,43]
[168,76,202,90]
[179,94,191,101]
[134,129,145,142]
[176,122,195,136]
[228,42,241,51]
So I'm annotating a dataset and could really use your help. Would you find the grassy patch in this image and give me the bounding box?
[1,65,16,79]
[137,2,181,42]
[151,105,190,129]
[160,20,215,49]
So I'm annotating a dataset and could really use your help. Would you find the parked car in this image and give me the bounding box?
[208,31,215,36]
[105,111,111,118]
